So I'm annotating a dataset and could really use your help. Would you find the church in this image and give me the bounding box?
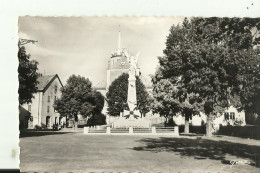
[94,31,246,131]
[94,32,160,124]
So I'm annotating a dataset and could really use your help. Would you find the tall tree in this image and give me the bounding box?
[18,46,39,105]
[55,75,98,127]
[86,90,106,126]
[151,69,201,131]
[106,73,151,117]
[156,17,260,136]
[136,77,151,117]
[151,77,181,127]
[92,91,105,115]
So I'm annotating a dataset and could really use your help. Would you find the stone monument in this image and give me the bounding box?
[112,51,150,128]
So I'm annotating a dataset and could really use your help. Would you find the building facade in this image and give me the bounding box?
[106,31,141,89]
[19,74,64,129]
[95,32,147,121]
[173,105,246,131]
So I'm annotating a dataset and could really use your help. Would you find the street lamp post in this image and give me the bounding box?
[18,38,38,48]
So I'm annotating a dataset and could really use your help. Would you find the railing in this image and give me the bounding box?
[84,126,179,136]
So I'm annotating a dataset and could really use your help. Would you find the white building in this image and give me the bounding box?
[19,74,64,129]
[173,105,246,131]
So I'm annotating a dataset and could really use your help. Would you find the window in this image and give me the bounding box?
[54,105,58,112]
[47,106,50,113]
[230,112,235,120]
[48,96,50,102]
[29,117,33,121]
[54,85,58,93]
[28,105,31,112]
[54,96,57,103]
[224,112,229,120]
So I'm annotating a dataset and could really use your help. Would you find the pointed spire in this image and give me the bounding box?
[118,25,121,49]
[115,25,122,56]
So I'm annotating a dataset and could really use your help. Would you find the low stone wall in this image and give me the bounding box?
[112,117,151,128]
[83,126,179,136]
[217,125,260,140]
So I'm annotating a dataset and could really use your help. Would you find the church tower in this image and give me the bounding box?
[106,31,131,89]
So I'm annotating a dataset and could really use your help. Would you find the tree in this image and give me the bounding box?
[151,68,202,132]
[106,73,151,117]
[151,69,200,131]
[55,75,99,128]
[156,17,260,136]
[92,91,105,115]
[86,90,106,126]
[151,77,181,127]
[18,46,39,105]
[87,113,106,126]
[136,76,152,117]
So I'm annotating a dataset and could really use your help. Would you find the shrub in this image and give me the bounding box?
[167,117,177,126]
[87,113,106,126]
[34,124,42,129]
[218,125,260,139]
[234,118,244,126]
[245,113,259,125]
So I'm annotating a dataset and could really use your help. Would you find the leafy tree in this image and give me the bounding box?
[151,77,181,127]
[18,46,39,105]
[151,68,201,131]
[136,76,152,117]
[155,17,260,136]
[86,90,106,126]
[92,91,105,115]
[106,73,151,117]
[106,73,128,116]
[55,75,99,127]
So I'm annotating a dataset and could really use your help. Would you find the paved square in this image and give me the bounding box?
[20,130,260,172]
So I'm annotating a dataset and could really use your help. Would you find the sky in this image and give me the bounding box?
[18,17,184,87]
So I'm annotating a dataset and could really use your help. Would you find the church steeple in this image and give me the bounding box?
[118,30,121,50]
[116,25,122,55]
[112,26,125,57]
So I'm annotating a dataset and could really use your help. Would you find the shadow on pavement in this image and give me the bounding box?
[132,137,260,168]
[20,130,72,138]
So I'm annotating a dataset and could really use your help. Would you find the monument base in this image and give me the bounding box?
[112,116,151,128]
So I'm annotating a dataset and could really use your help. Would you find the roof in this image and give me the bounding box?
[37,74,63,92]
[93,80,106,90]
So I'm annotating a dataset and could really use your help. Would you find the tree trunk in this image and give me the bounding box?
[206,115,213,137]
[184,119,189,133]
[74,114,78,130]
[65,115,68,127]
[75,121,78,130]
[164,117,167,127]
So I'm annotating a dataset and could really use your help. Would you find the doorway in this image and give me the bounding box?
[59,117,62,124]
[46,116,51,128]
[55,117,57,125]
